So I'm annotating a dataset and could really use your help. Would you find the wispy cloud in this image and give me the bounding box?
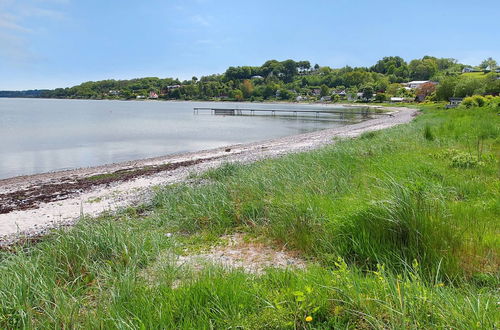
[190,14,212,27]
[0,0,68,63]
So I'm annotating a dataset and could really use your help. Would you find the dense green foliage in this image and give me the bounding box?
[1,103,498,328]
[39,56,500,102]
[0,90,48,98]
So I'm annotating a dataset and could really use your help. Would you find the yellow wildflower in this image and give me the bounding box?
[305,316,313,322]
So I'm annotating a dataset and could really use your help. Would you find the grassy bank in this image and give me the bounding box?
[1,104,499,328]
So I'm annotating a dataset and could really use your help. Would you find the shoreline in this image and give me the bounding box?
[0,106,417,246]
[0,101,389,183]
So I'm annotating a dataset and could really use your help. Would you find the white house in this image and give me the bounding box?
[390,97,412,103]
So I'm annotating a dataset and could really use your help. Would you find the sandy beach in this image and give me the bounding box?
[0,106,417,246]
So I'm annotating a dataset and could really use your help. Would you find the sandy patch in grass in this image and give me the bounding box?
[141,233,308,288]
[176,233,307,274]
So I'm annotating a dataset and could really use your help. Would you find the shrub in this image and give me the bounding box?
[450,152,482,168]
[471,95,487,107]
[375,93,387,102]
[461,96,474,108]
[462,95,487,108]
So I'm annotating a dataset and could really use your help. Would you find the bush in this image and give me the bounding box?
[450,152,482,168]
[461,97,474,108]
[375,93,387,102]
[471,95,487,107]
[462,95,487,108]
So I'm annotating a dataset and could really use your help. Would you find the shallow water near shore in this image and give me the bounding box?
[0,98,366,179]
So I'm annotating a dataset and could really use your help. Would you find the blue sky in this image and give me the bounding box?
[1,0,499,90]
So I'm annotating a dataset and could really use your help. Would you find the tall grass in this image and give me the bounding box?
[0,104,498,328]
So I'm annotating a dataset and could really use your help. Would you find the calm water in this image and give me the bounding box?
[0,98,364,179]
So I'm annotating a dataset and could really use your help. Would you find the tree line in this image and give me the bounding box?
[39,56,499,102]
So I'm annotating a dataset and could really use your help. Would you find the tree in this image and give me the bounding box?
[297,60,311,72]
[435,77,458,101]
[361,86,374,100]
[320,84,329,97]
[484,73,500,95]
[479,57,497,70]
[386,83,401,96]
[454,77,485,97]
[371,56,408,78]
[344,70,372,87]
[262,83,278,99]
[241,79,254,98]
[231,89,244,101]
[415,82,437,101]
[409,58,438,80]
[375,93,387,102]
[278,89,294,100]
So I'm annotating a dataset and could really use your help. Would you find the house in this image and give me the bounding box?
[136,95,146,99]
[320,96,331,102]
[390,97,413,103]
[333,90,346,97]
[311,88,321,96]
[390,97,404,102]
[347,92,364,102]
[403,81,435,89]
[108,90,120,96]
[462,67,477,73]
[446,97,463,108]
[251,75,264,79]
[149,91,159,99]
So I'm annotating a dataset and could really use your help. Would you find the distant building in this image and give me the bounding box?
[109,90,120,96]
[390,97,412,103]
[462,67,476,73]
[347,92,364,102]
[446,97,463,108]
[333,90,346,97]
[403,81,436,89]
[136,95,146,99]
[311,88,321,96]
[251,75,264,79]
[149,91,159,99]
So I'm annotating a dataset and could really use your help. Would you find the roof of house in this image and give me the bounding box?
[407,80,431,84]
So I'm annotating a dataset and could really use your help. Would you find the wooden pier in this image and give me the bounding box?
[193,107,392,118]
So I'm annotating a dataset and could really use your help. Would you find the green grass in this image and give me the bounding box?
[461,72,488,78]
[1,103,499,328]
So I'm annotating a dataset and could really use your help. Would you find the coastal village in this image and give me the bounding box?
[107,61,500,107]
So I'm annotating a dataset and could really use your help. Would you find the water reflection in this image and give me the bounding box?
[0,99,366,179]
